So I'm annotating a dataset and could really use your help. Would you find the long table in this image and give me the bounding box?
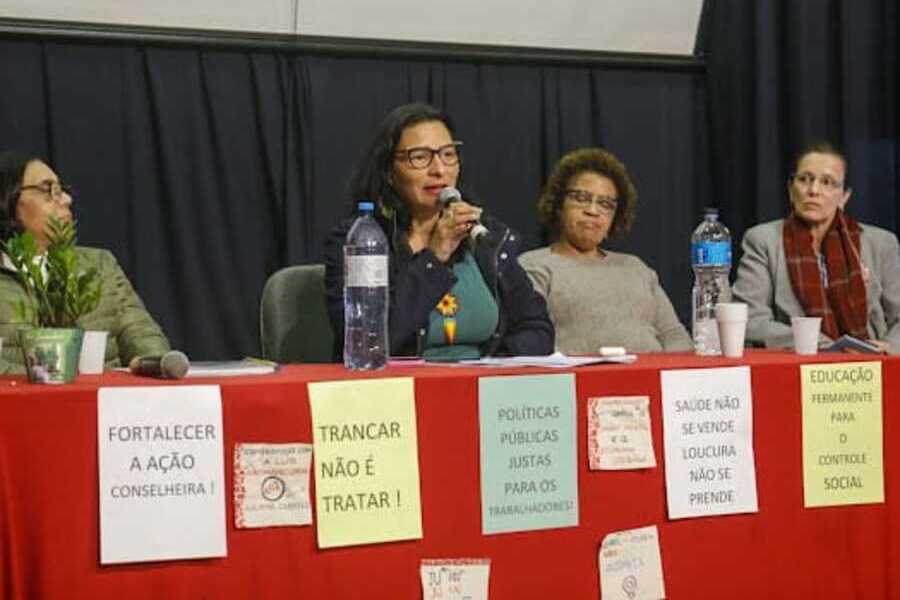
[1,351,897,599]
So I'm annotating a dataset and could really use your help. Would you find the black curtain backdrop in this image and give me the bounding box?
[0,33,709,360]
[700,0,899,249]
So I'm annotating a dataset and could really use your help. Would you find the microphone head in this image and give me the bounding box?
[160,350,190,379]
[470,222,489,241]
[438,186,461,208]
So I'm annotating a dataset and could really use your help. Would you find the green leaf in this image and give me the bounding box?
[3,216,103,328]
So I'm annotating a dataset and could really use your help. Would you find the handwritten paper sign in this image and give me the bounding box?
[479,373,578,535]
[309,377,422,548]
[801,362,884,507]
[599,525,666,600]
[421,559,490,600]
[97,386,226,564]
[234,443,312,528]
[661,367,758,519]
[588,396,656,470]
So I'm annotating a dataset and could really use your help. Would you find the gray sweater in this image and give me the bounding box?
[519,247,691,354]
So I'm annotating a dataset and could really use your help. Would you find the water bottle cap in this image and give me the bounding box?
[358,201,375,212]
[704,207,719,217]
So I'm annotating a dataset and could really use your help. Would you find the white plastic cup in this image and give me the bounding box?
[78,330,109,374]
[791,317,822,355]
[715,302,748,358]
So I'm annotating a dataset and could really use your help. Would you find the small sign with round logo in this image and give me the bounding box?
[234,443,313,528]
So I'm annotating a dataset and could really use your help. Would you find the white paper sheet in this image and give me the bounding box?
[599,525,666,600]
[186,360,277,377]
[588,396,656,470]
[234,443,312,528]
[661,367,758,519]
[459,351,636,368]
[421,559,491,600]
[98,386,226,564]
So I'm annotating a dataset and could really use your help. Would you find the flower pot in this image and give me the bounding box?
[19,328,84,384]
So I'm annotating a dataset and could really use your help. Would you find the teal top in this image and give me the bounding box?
[423,252,499,361]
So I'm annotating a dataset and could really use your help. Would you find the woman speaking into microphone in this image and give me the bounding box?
[324,103,553,361]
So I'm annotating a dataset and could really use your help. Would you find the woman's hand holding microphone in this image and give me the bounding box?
[429,187,484,263]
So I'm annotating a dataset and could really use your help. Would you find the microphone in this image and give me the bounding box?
[438,187,489,241]
[129,350,190,379]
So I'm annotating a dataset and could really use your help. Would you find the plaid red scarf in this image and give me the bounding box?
[783,210,868,340]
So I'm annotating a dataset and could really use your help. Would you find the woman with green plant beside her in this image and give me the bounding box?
[0,151,170,374]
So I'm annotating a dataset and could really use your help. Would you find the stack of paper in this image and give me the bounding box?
[186,360,278,377]
[459,351,636,368]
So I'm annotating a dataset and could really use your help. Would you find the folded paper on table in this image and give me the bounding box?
[460,351,636,368]
[824,335,884,354]
[186,359,278,377]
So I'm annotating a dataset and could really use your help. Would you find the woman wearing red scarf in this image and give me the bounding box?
[733,142,900,353]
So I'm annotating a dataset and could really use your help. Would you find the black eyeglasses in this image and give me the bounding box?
[19,181,74,203]
[564,189,618,215]
[394,142,463,169]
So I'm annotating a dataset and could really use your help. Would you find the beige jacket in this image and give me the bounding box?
[0,246,170,373]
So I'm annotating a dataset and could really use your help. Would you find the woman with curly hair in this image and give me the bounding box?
[519,147,691,353]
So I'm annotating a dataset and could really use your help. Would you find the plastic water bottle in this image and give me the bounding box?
[343,201,389,370]
[691,208,732,355]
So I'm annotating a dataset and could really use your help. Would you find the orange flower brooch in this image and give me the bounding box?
[436,292,459,345]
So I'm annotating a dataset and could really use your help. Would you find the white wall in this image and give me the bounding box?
[0,0,297,34]
[0,0,703,55]
[297,0,704,55]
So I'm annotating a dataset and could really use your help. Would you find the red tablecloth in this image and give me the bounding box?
[0,351,897,599]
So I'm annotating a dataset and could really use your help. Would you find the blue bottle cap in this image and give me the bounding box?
[358,201,375,212]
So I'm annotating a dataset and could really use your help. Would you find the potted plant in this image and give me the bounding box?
[3,216,102,383]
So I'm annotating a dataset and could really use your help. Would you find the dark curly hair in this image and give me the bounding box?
[0,150,41,242]
[537,147,637,241]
